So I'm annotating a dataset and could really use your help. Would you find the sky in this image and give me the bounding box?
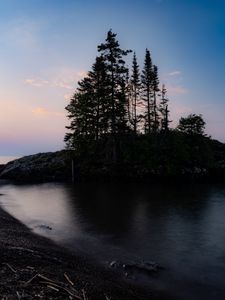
[0,0,225,158]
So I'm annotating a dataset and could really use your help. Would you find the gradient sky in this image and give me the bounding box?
[0,0,225,157]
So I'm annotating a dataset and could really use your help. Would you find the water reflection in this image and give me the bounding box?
[1,181,225,299]
[0,183,83,242]
[68,183,138,237]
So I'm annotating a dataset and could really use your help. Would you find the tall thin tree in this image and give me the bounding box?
[98,30,132,135]
[152,65,160,132]
[141,49,153,134]
[159,84,171,132]
[131,52,141,134]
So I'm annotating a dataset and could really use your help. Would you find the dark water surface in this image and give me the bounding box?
[0,181,225,299]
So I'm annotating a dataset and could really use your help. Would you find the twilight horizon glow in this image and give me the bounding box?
[0,0,225,157]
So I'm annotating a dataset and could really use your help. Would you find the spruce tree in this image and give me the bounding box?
[159,84,170,132]
[98,30,132,135]
[64,87,92,149]
[125,68,132,125]
[152,65,160,132]
[141,49,153,134]
[87,56,110,139]
[65,56,109,148]
[131,52,141,134]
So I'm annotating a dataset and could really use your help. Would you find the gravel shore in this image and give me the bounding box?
[0,205,169,299]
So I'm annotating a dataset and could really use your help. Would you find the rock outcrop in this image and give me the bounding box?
[1,135,225,183]
[0,164,5,173]
[0,151,72,182]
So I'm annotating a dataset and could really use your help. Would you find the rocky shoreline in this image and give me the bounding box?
[1,137,225,183]
[0,151,72,182]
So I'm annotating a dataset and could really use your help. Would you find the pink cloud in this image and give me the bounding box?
[24,77,74,89]
[24,78,49,87]
[23,69,87,90]
[52,81,73,89]
[32,107,64,116]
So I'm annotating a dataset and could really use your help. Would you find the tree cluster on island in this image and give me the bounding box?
[65,30,206,145]
[1,31,225,183]
[64,30,214,180]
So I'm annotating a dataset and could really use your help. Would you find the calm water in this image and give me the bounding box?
[0,181,225,299]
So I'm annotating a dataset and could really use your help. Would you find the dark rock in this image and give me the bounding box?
[109,260,163,279]
[36,224,53,230]
[0,164,5,173]
[0,151,72,182]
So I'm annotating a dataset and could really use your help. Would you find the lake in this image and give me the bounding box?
[0,181,225,299]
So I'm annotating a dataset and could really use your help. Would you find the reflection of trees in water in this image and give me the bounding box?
[64,182,225,298]
[66,183,213,241]
[66,183,140,238]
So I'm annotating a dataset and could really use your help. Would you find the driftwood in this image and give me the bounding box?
[3,263,17,273]
[25,273,82,299]
[64,272,74,286]
[1,263,93,299]
[16,291,21,299]
[24,273,39,285]
[47,284,59,292]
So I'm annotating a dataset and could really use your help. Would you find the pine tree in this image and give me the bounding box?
[98,30,132,135]
[141,49,153,134]
[152,65,160,132]
[87,56,110,139]
[125,68,132,126]
[159,84,171,132]
[64,88,92,149]
[65,56,109,148]
[131,52,141,134]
